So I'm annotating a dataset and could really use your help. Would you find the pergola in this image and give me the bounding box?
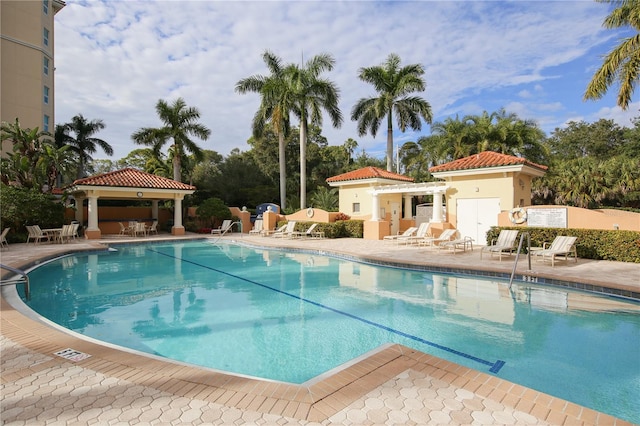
[66,168,196,239]
[368,181,449,223]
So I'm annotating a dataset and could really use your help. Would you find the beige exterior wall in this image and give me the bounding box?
[498,205,640,231]
[1,0,62,155]
[438,172,534,226]
[338,184,403,220]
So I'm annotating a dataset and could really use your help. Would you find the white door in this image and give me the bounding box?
[390,202,400,235]
[456,198,500,245]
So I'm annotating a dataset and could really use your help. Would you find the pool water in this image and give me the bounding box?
[21,241,640,423]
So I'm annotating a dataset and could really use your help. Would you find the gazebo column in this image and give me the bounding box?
[403,195,412,219]
[84,195,102,239]
[370,193,380,221]
[151,200,159,220]
[432,190,444,223]
[172,196,185,235]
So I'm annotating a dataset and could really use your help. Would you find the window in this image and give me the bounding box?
[352,203,360,213]
[43,28,49,47]
[43,0,49,14]
[43,115,50,132]
[43,57,49,75]
[44,86,49,104]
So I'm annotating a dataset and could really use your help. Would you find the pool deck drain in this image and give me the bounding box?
[1,233,638,425]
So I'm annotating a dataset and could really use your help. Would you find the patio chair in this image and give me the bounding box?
[531,236,578,267]
[25,225,50,244]
[1,227,10,248]
[263,224,287,237]
[133,222,147,237]
[249,219,263,235]
[480,229,519,260]
[383,226,417,243]
[211,219,233,235]
[58,224,74,244]
[146,220,158,236]
[438,235,474,253]
[400,222,433,246]
[292,223,324,239]
[273,221,297,238]
[420,228,457,248]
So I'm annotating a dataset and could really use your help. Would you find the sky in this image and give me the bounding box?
[53,0,640,162]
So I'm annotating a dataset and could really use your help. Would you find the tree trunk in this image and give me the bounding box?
[278,133,287,210]
[386,113,394,172]
[300,120,307,209]
[173,154,181,182]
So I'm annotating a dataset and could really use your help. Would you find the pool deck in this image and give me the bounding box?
[1,233,638,425]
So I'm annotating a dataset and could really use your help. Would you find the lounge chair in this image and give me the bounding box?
[531,235,578,267]
[249,219,263,235]
[26,225,50,244]
[292,223,324,239]
[438,235,474,253]
[273,221,297,238]
[264,224,287,237]
[383,226,417,243]
[401,222,433,246]
[480,229,519,260]
[211,219,233,235]
[1,227,9,248]
[420,228,457,248]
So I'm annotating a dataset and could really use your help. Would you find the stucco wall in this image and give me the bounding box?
[497,205,640,231]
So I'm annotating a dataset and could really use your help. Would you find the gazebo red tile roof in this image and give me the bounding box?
[429,151,547,173]
[327,167,414,183]
[71,168,196,190]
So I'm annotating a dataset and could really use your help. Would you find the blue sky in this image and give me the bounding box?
[54,0,639,161]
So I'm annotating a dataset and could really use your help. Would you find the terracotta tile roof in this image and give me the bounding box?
[428,151,548,173]
[70,168,196,190]
[327,167,414,183]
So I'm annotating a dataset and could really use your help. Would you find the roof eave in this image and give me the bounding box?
[431,164,546,178]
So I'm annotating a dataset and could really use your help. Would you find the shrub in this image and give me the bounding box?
[0,184,65,243]
[195,197,231,228]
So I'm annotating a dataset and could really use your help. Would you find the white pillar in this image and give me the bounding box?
[432,190,444,223]
[403,195,412,219]
[173,197,183,228]
[371,193,380,221]
[152,200,159,220]
[87,196,99,230]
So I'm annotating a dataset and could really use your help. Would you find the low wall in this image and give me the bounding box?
[498,205,640,231]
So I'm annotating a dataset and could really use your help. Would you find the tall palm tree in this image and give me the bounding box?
[236,50,293,210]
[430,115,473,160]
[287,53,342,209]
[584,0,640,110]
[351,53,433,171]
[65,114,113,179]
[132,98,211,182]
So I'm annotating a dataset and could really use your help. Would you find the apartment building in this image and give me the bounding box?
[1,0,65,155]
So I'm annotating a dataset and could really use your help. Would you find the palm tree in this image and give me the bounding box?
[236,50,293,210]
[132,98,211,182]
[287,53,343,209]
[351,53,433,171]
[65,114,113,179]
[584,0,640,110]
[430,115,473,160]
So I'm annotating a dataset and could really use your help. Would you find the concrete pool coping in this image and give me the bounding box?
[1,233,638,424]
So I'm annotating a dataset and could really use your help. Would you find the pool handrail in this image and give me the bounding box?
[0,263,30,300]
[509,232,532,289]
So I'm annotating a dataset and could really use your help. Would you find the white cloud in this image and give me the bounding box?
[53,0,633,160]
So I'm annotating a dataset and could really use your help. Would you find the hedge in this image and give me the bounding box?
[486,226,640,263]
[276,220,364,239]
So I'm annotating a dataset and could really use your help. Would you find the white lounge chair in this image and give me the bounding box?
[264,224,287,237]
[401,222,433,246]
[531,236,578,267]
[249,219,263,235]
[292,223,324,239]
[273,221,297,238]
[383,226,417,242]
[26,225,50,244]
[438,235,474,253]
[480,229,519,260]
[211,219,233,235]
[420,228,457,248]
[1,227,9,248]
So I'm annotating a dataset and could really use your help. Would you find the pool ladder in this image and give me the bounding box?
[0,264,30,300]
[509,232,532,289]
[210,221,243,243]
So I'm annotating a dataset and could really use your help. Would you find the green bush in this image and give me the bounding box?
[0,184,66,243]
[195,197,231,228]
[486,226,640,263]
[276,219,364,239]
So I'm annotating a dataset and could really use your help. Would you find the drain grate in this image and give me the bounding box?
[54,348,91,362]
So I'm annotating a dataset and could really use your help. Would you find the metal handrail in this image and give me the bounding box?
[509,232,532,289]
[0,264,30,300]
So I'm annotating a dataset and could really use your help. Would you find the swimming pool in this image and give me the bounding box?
[20,240,640,423]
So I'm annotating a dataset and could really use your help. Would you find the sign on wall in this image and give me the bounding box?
[526,208,568,228]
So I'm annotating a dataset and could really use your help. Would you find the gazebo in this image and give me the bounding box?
[66,168,196,239]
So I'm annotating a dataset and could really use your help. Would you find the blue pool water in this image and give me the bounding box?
[20,241,640,423]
